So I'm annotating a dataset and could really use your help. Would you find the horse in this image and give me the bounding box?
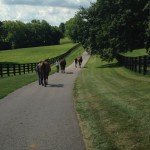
[39,60,51,87]
[78,56,82,68]
[60,59,66,73]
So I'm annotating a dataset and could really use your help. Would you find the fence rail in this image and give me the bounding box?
[117,54,150,75]
[0,43,81,77]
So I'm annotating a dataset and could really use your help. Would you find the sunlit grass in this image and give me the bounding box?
[120,48,147,57]
[74,56,150,150]
[0,46,85,99]
[0,43,76,63]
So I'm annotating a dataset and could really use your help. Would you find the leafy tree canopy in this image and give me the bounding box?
[65,0,150,61]
[0,20,62,50]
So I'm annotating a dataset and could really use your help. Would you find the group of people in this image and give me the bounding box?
[74,56,83,68]
[35,60,51,87]
[55,56,83,73]
[35,56,83,86]
[55,58,66,73]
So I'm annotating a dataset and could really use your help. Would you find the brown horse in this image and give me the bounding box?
[39,60,51,87]
[60,59,66,73]
[78,56,83,68]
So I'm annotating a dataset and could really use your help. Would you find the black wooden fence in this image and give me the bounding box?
[0,43,81,77]
[117,54,150,75]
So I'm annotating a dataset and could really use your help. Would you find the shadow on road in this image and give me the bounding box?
[65,72,74,74]
[47,84,64,88]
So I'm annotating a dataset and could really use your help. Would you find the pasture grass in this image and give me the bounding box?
[0,43,76,63]
[0,74,37,99]
[0,45,85,99]
[120,48,147,57]
[74,56,150,150]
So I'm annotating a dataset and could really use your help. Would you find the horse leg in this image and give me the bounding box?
[44,78,46,87]
[39,78,41,85]
[38,73,41,85]
[46,75,48,85]
[43,74,47,87]
[41,75,44,86]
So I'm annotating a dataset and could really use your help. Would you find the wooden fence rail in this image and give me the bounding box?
[0,63,37,77]
[0,43,81,77]
[117,54,150,75]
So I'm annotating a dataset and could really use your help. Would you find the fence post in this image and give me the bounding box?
[129,57,131,70]
[132,57,134,71]
[134,57,137,72]
[23,64,25,74]
[13,64,16,76]
[143,55,147,75]
[0,64,3,77]
[7,64,10,76]
[27,64,29,73]
[122,56,124,66]
[18,64,21,75]
[139,56,141,74]
[31,63,33,72]
[127,57,129,69]
[119,55,122,65]
[125,57,127,67]
[34,63,36,71]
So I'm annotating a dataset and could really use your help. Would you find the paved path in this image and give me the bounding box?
[0,52,90,150]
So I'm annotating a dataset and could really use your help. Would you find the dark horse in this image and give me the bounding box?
[60,59,66,73]
[78,56,83,68]
[39,60,51,87]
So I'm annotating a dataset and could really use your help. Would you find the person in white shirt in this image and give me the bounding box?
[55,60,59,73]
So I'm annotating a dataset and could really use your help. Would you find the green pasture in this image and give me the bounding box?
[0,44,85,99]
[0,42,76,63]
[120,48,148,57]
[74,56,150,150]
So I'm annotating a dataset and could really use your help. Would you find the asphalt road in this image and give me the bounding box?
[0,52,90,150]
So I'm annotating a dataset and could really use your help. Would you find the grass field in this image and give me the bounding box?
[74,56,150,150]
[0,43,85,99]
[120,48,148,57]
[0,41,76,63]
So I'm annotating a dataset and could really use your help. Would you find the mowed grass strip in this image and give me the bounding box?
[0,46,85,99]
[0,43,77,63]
[74,56,150,150]
[120,48,147,57]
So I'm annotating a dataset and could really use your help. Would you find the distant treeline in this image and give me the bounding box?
[0,20,63,50]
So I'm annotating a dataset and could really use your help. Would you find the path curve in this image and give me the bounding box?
[0,52,90,150]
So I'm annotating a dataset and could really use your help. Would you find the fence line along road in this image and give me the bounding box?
[117,54,150,75]
[0,44,81,77]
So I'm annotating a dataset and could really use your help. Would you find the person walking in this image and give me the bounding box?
[35,61,41,85]
[75,58,78,68]
[78,56,83,68]
[55,60,59,73]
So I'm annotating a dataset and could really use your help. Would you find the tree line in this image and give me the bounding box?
[65,0,150,61]
[0,20,64,50]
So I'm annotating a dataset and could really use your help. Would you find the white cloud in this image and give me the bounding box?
[1,0,95,8]
[0,0,96,26]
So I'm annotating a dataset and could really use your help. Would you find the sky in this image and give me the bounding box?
[0,0,96,26]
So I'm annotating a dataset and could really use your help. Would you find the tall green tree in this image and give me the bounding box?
[65,18,76,42]
[59,22,65,38]
[0,20,62,50]
[144,1,150,53]
[66,0,150,61]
